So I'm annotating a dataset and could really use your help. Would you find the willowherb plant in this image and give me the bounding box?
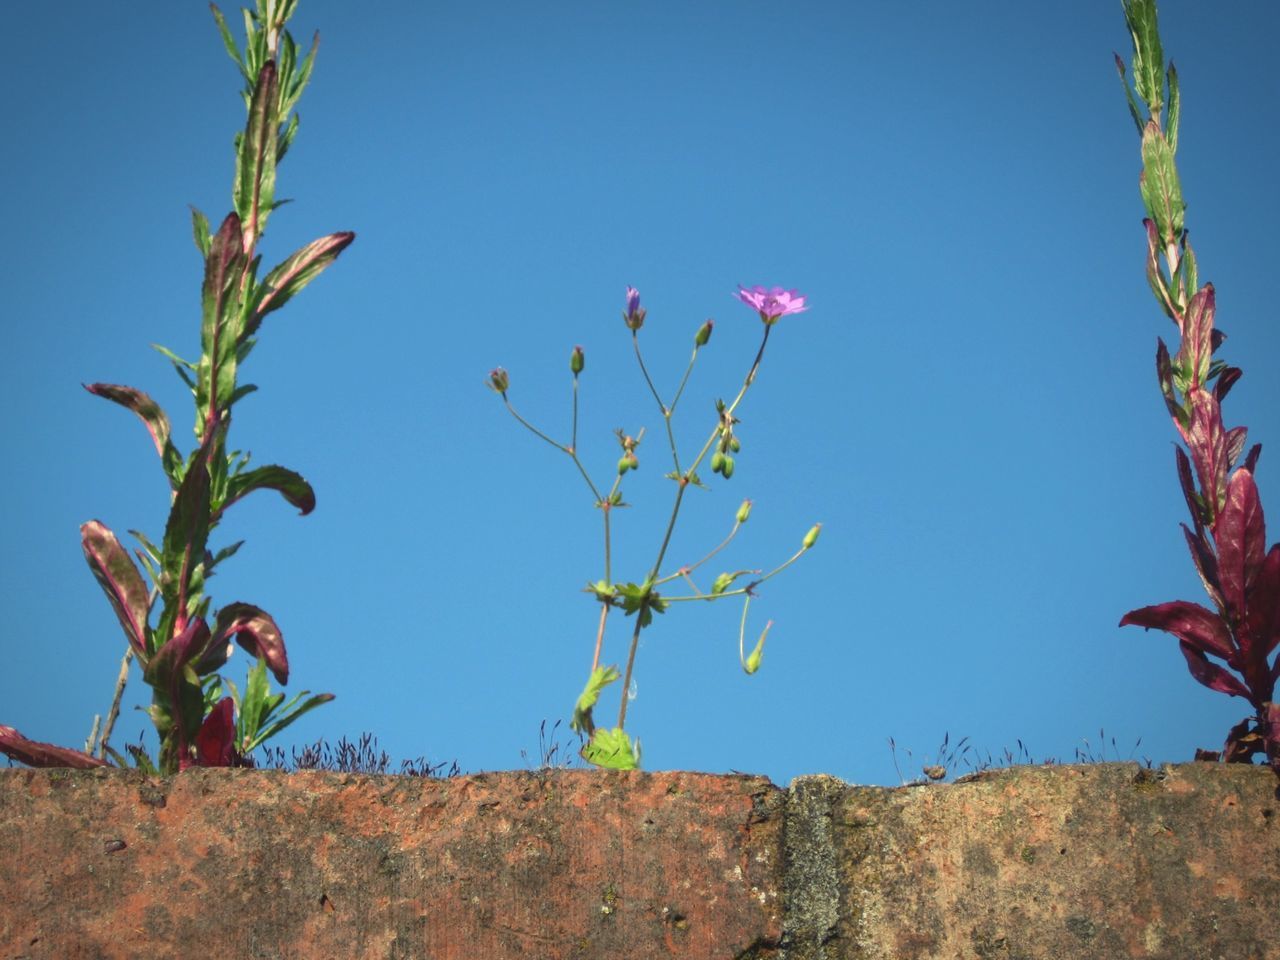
[491,285,821,769]
[1115,0,1280,774]
[0,0,353,774]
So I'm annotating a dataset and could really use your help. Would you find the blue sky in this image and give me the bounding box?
[2,1,1277,785]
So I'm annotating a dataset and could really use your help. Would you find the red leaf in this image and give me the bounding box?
[1213,469,1266,624]
[0,725,108,768]
[1121,601,1235,662]
[1243,443,1262,476]
[214,603,288,685]
[1214,366,1242,403]
[1178,642,1251,699]
[191,698,237,768]
[1246,545,1280,662]
[80,520,151,658]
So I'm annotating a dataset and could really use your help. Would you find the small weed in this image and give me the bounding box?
[259,733,460,778]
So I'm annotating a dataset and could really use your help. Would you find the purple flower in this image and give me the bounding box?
[623,286,647,331]
[735,285,808,324]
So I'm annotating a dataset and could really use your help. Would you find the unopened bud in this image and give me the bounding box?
[711,451,725,474]
[570,345,585,376]
[802,523,822,550]
[618,453,638,475]
[744,620,772,675]
[736,499,753,524]
[720,455,735,479]
[623,286,646,331]
[695,319,714,347]
[728,435,741,453]
[488,367,509,393]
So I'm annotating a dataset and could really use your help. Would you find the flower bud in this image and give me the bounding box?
[623,286,646,331]
[744,621,772,675]
[728,435,741,453]
[487,367,509,393]
[736,499,753,524]
[720,455,735,479]
[618,456,631,475]
[570,345,585,376]
[710,451,725,474]
[802,523,822,550]
[695,319,714,347]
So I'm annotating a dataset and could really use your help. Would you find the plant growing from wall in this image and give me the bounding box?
[1116,0,1280,774]
[0,0,353,774]
[490,286,821,769]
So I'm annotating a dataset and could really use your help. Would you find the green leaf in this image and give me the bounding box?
[209,3,249,82]
[1166,61,1180,154]
[151,343,198,393]
[1139,121,1184,246]
[1121,0,1164,117]
[244,691,335,752]
[581,727,639,770]
[571,665,620,735]
[248,231,355,338]
[224,464,316,516]
[161,445,212,612]
[191,206,212,258]
[83,383,184,486]
[236,656,272,748]
[207,539,245,573]
[81,520,152,658]
[1114,53,1144,135]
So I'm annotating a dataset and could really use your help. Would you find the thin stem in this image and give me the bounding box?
[661,543,809,603]
[590,602,610,672]
[571,375,580,454]
[503,395,604,503]
[631,332,683,474]
[655,518,742,585]
[737,594,753,667]
[97,646,135,759]
[668,345,700,414]
[617,614,645,729]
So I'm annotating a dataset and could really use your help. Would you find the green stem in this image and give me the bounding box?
[617,613,645,729]
[632,332,683,474]
[502,395,604,503]
[661,542,809,603]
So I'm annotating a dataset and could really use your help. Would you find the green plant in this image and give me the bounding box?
[1115,0,1279,774]
[0,0,353,774]
[491,286,821,769]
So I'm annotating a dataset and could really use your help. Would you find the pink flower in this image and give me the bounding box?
[735,285,808,324]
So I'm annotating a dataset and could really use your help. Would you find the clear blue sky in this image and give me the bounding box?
[2,2,1277,785]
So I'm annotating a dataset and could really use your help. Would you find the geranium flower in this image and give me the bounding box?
[735,285,808,324]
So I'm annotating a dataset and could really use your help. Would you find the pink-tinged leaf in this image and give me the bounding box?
[143,617,211,689]
[1221,716,1260,764]
[1213,469,1266,625]
[222,465,316,517]
[0,725,108,768]
[248,231,356,338]
[190,698,237,769]
[214,603,288,684]
[1214,366,1242,403]
[198,213,247,426]
[82,384,179,477]
[1177,284,1215,390]
[1178,642,1251,699]
[1243,444,1262,476]
[160,442,212,616]
[1176,388,1227,520]
[1174,445,1203,534]
[1121,601,1236,662]
[1180,523,1223,612]
[1246,545,1280,662]
[1225,427,1248,471]
[81,521,151,658]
